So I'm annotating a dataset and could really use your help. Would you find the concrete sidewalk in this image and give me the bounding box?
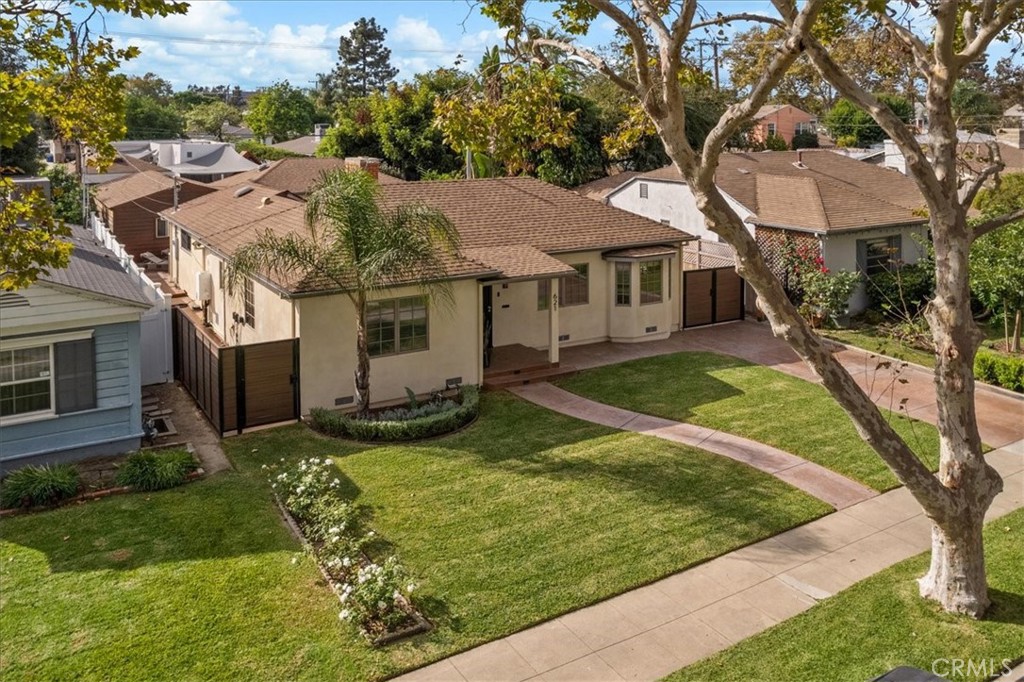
[508,383,877,510]
[397,441,1024,682]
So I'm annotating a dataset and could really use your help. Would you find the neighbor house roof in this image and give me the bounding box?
[270,135,320,156]
[162,145,257,176]
[38,226,152,307]
[211,158,404,196]
[94,170,217,209]
[600,151,927,233]
[163,176,689,295]
[576,171,641,200]
[754,103,812,119]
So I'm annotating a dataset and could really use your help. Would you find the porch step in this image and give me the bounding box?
[483,362,556,380]
[483,365,579,390]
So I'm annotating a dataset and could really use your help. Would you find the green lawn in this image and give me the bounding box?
[668,508,1024,682]
[558,351,941,491]
[0,393,829,681]
[822,327,938,368]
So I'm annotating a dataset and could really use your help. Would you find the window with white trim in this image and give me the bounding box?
[180,227,192,252]
[766,122,777,136]
[857,235,902,276]
[156,217,168,238]
[243,278,255,327]
[538,264,590,310]
[0,337,95,419]
[615,262,631,306]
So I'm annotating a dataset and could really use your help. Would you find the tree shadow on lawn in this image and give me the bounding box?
[0,473,331,574]
[985,588,1024,626]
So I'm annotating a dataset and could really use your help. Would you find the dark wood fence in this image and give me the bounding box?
[173,307,299,435]
[683,267,745,328]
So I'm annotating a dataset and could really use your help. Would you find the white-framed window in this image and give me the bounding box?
[766,122,777,136]
[180,227,192,252]
[156,217,168,238]
[0,332,95,422]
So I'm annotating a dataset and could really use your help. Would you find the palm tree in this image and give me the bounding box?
[227,169,460,417]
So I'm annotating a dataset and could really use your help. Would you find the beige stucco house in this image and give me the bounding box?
[163,170,691,421]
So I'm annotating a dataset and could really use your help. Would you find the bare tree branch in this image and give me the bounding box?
[632,0,672,46]
[695,0,821,183]
[529,38,638,97]
[972,207,1024,240]
[876,12,932,76]
[959,0,1024,67]
[960,142,1005,210]
[802,35,947,213]
[690,13,785,30]
[587,0,659,113]
[668,0,699,64]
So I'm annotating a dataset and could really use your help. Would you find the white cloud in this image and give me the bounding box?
[393,16,446,52]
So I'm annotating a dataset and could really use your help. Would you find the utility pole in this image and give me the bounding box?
[712,41,720,91]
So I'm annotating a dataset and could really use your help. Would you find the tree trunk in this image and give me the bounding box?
[353,291,371,417]
[1004,299,1011,351]
[919,510,989,617]
[1013,309,1021,354]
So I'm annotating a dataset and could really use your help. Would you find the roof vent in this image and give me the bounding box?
[737,168,751,174]
[0,292,29,309]
[258,163,269,170]
[234,186,254,198]
[792,161,809,169]
[259,196,271,208]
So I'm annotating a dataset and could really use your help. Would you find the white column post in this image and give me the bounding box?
[548,282,559,365]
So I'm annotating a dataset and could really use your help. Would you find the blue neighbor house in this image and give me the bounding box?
[1,226,151,471]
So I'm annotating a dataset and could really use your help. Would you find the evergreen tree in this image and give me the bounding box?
[330,18,398,102]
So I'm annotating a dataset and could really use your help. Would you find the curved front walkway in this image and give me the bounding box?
[508,383,877,510]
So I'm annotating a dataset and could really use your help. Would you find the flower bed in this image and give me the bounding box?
[265,457,431,644]
[308,385,479,442]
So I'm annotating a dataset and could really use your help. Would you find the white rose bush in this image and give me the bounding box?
[264,458,422,639]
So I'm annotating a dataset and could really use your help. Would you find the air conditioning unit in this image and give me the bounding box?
[196,271,214,302]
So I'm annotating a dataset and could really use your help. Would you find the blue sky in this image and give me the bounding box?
[98,1,1015,91]
[100,0,774,89]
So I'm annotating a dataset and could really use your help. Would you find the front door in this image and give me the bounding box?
[482,285,493,368]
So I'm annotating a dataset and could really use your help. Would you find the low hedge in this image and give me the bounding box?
[974,350,1024,393]
[115,448,199,491]
[309,385,480,442]
[0,464,80,509]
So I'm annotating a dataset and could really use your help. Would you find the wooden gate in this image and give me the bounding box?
[683,267,745,328]
[173,307,299,435]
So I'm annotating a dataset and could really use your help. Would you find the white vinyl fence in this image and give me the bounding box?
[90,212,173,385]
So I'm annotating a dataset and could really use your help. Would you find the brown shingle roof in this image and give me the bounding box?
[604,151,927,233]
[604,245,678,259]
[576,171,641,200]
[270,135,319,156]
[380,177,689,253]
[164,176,690,295]
[210,158,404,196]
[94,170,216,209]
[463,245,576,280]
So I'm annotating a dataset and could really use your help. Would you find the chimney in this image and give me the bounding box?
[314,123,330,142]
[996,128,1024,150]
[344,156,380,180]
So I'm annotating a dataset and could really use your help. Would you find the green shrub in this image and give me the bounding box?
[974,350,1024,392]
[115,449,198,491]
[0,464,80,509]
[867,261,934,319]
[309,385,480,442]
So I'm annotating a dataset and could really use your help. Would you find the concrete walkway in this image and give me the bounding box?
[508,383,877,510]
[397,440,1024,682]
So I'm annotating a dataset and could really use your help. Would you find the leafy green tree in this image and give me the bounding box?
[315,98,382,159]
[42,165,85,223]
[823,95,912,147]
[125,93,184,138]
[227,170,460,416]
[534,92,606,187]
[170,89,216,112]
[329,18,398,103]
[435,62,577,176]
[244,81,315,142]
[0,0,187,290]
[764,133,789,151]
[232,139,304,163]
[371,69,469,180]
[791,131,820,150]
[972,173,1024,352]
[125,72,173,103]
[186,101,242,140]
[952,80,1002,133]
[1,129,41,176]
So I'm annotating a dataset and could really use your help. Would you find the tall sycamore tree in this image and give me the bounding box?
[227,170,460,416]
[482,0,1024,617]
